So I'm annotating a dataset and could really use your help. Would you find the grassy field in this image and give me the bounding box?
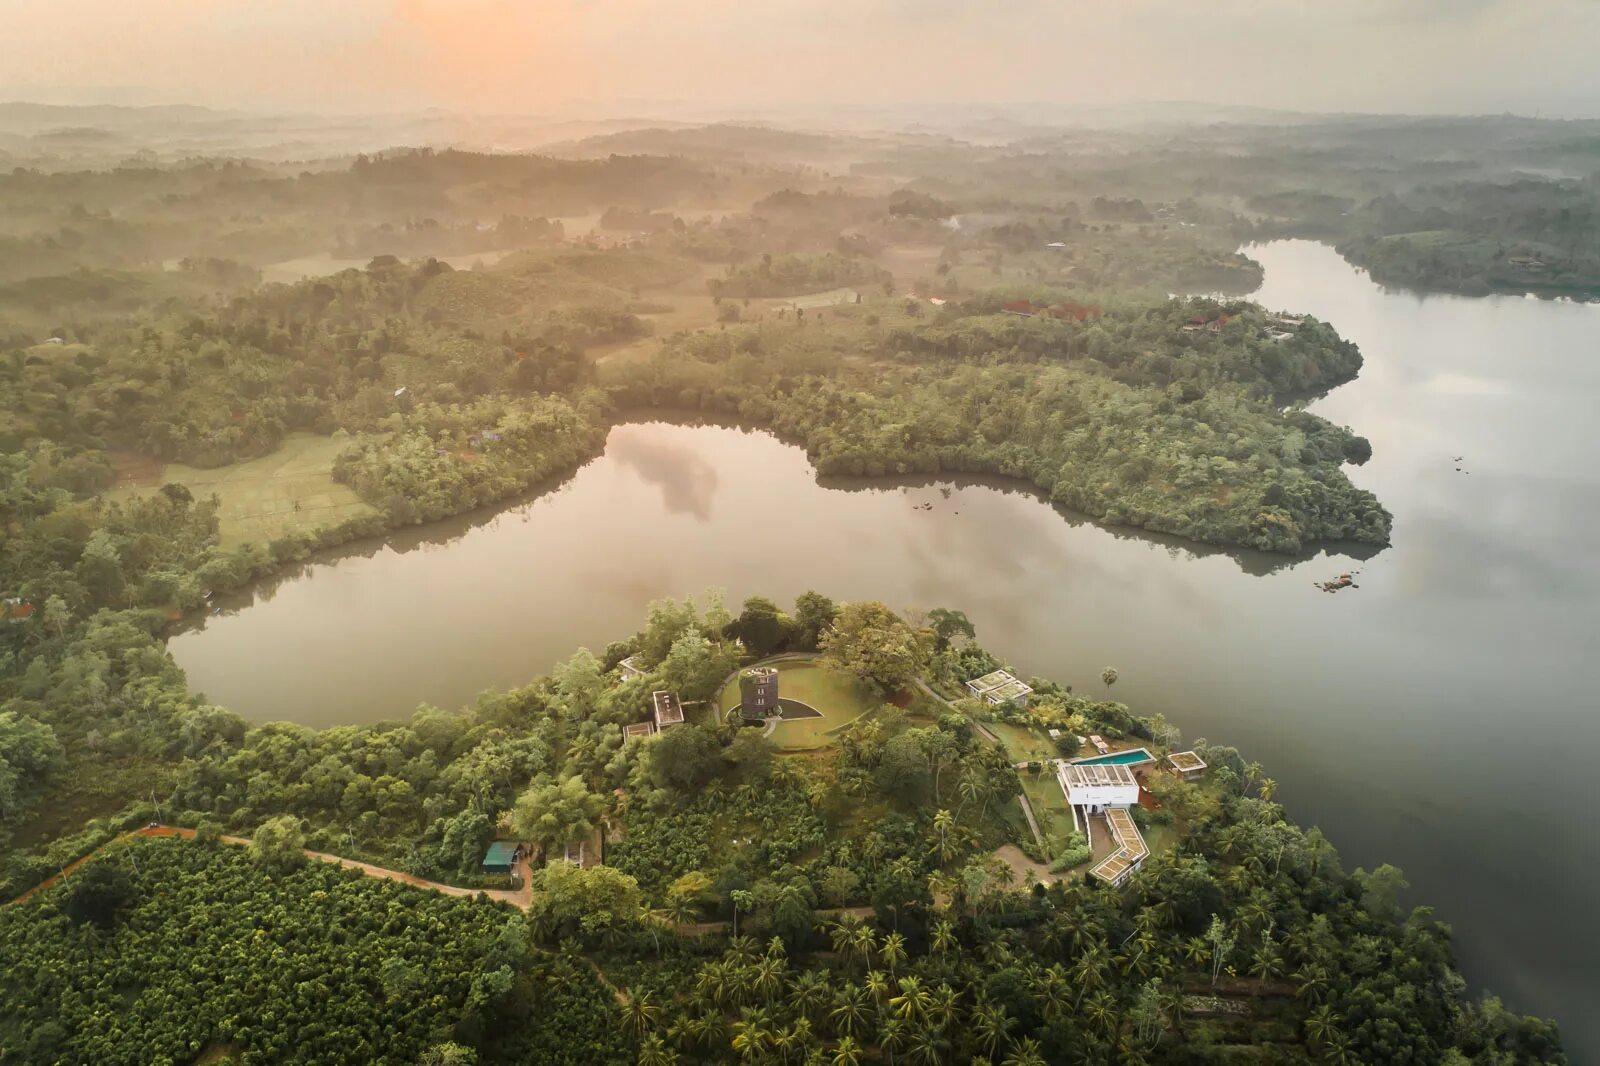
[717,661,880,750]
[985,720,1061,764]
[105,432,377,549]
[1017,766,1080,858]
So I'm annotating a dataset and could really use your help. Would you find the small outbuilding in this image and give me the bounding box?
[965,669,1033,707]
[481,840,522,875]
[618,654,648,682]
[652,690,684,730]
[1167,750,1208,780]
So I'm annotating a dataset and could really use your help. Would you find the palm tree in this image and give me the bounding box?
[865,969,891,1009]
[930,919,957,955]
[878,1019,908,1066]
[754,956,785,1003]
[638,1033,677,1066]
[1072,951,1105,1007]
[881,931,907,974]
[641,906,672,956]
[1001,1037,1046,1066]
[830,984,870,1038]
[929,983,959,1031]
[889,976,932,1026]
[728,934,759,963]
[731,1008,772,1065]
[790,969,831,1022]
[622,991,663,1039]
[831,917,862,964]
[1084,990,1118,1039]
[907,1025,948,1065]
[830,1036,863,1066]
[1031,964,1069,1022]
[1293,963,1329,1005]
[852,923,878,968]
[1321,1029,1355,1066]
[1182,936,1208,966]
[970,1000,1012,1060]
[1304,1004,1340,1047]
[1250,942,1284,982]
[931,808,957,864]
[668,892,701,932]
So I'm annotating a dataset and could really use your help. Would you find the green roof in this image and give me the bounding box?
[482,841,519,868]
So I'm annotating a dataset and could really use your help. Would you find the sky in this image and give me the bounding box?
[2,0,1599,118]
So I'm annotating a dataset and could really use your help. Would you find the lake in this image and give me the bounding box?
[172,240,1600,1056]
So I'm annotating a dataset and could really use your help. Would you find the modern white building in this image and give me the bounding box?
[1057,761,1140,830]
[965,669,1033,707]
[1055,761,1150,886]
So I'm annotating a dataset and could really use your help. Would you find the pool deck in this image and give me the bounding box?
[1070,746,1155,767]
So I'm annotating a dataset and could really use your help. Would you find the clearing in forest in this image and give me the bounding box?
[103,432,377,549]
[717,661,880,750]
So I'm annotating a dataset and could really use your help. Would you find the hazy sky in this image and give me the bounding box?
[3,0,1598,117]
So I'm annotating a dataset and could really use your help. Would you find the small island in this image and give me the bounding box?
[0,594,1563,1064]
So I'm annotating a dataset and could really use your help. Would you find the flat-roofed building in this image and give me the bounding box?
[1058,762,1141,817]
[964,669,1033,707]
[652,690,684,730]
[1090,807,1149,887]
[624,721,658,741]
[1167,750,1208,780]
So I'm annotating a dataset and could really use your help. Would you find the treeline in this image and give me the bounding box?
[0,593,1565,1064]
[0,253,650,468]
[707,252,891,299]
[613,297,1389,553]
[0,149,733,286]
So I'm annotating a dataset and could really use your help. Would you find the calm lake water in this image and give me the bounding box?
[173,240,1600,1056]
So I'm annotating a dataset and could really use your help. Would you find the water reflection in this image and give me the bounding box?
[609,430,721,519]
[172,241,1600,1058]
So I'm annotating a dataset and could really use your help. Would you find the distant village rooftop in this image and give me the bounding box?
[965,669,1033,707]
[652,690,684,729]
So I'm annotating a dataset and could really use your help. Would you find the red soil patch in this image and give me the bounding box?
[887,688,913,708]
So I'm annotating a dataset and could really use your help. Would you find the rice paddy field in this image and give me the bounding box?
[717,660,880,750]
[105,432,378,549]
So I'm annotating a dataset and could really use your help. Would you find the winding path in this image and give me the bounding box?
[9,825,534,911]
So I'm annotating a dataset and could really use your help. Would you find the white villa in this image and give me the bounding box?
[965,669,1033,707]
[1056,761,1150,887]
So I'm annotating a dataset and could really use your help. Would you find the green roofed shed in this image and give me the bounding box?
[482,840,520,874]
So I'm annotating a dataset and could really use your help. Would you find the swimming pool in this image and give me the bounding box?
[1071,747,1155,767]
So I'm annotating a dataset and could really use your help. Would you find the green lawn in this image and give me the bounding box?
[717,661,880,750]
[984,720,1061,764]
[1017,766,1080,858]
[105,432,379,549]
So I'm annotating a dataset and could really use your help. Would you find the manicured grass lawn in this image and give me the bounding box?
[985,720,1061,764]
[1017,767,1080,858]
[105,432,379,549]
[718,661,880,750]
